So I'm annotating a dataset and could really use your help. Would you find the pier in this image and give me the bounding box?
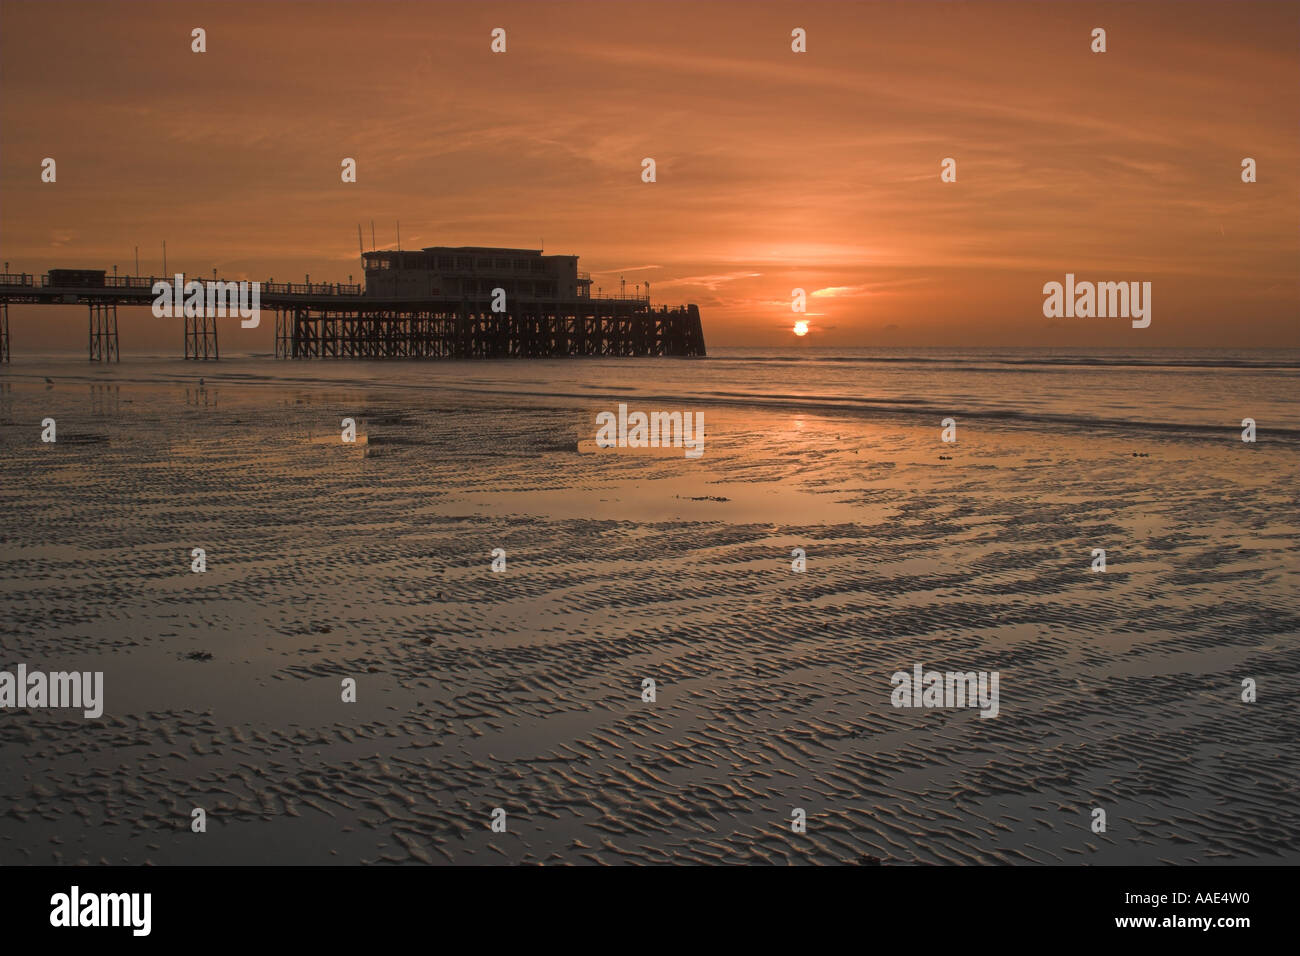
[274,299,705,359]
[0,261,706,362]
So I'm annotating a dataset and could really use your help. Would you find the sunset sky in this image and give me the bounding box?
[1,0,1296,350]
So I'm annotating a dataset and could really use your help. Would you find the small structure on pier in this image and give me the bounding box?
[362,246,591,300]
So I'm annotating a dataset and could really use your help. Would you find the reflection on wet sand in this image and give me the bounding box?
[0,368,1296,865]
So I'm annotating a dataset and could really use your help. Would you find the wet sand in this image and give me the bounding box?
[1,371,1297,865]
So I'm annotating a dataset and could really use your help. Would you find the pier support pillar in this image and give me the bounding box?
[274,307,290,358]
[88,302,119,362]
[0,302,9,363]
[184,312,219,360]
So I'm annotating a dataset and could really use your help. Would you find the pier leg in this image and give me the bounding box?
[293,308,313,358]
[0,302,9,364]
[184,312,219,360]
[88,303,119,362]
[274,308,289,358]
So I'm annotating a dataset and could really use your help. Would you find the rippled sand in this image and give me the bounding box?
[1,374,1297,865]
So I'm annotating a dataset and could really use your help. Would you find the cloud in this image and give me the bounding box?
[589,264,661,275]
[660,271,763,291]
[811,285,870,299]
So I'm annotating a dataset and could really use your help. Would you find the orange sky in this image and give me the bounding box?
[1,0,1297,350]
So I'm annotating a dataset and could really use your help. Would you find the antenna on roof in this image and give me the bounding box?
[358,224,364,261]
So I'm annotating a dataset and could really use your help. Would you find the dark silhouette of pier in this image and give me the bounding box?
[0,269,707,362]
[276,299,705,359]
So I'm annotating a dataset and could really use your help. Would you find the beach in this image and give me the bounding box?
[1,349,1297,865]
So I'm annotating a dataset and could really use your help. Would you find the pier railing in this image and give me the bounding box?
[0,273,363,296]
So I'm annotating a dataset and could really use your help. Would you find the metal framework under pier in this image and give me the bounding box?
[184,313,219,360]
[1,302,9,364]
[88,303,119,362]
[275,301,706,359]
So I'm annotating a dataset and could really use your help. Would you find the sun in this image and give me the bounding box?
[792,320,809,337]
